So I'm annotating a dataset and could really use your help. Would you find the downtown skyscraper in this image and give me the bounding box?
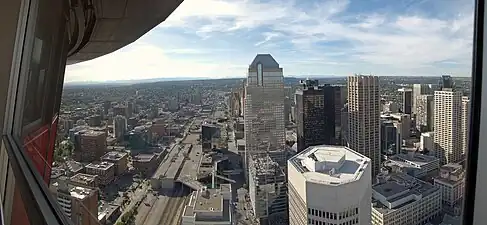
[244,54,286,168]
[347,75,381,178]
[295,79,336,152]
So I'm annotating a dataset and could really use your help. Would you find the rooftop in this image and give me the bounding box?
[101,151,128,161]
[372,173,439,213]
[289,145,370,185]
[79,130,105,137]
[70,186,96,200]
[132,153,156,162]
[388,153,438,166]
[249,54,280,69]
[194,189,223,212]
[86,161,114,170]
[70,173,98,184]
[434,163,465,185]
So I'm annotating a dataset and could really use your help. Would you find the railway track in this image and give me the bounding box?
[157,187,188,225]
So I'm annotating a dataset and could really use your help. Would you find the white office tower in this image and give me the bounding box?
[348,75,381,178]
[434,89,463,165]
[244,54,286,170]
[461,96,470,155]
[288,145,372,225]
[371,173,441,225]
[113,115,127,141]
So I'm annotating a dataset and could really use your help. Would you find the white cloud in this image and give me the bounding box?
[65,0,475,82]
[65,42,244,82]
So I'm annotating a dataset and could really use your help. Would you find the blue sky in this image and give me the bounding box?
[65,0,474,82]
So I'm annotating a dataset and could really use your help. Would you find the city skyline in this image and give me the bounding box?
[65,0,473,83]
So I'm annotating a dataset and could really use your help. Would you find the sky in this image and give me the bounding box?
[65,0,474,83]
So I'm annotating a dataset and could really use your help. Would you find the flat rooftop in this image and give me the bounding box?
[194,189,223,212]
[289,145,370,185]
[372,173,439,213]
[390,153,438,166]
[132,153,156,162]
[70,173,98,184]
[70,186,95,200]
[86,161,114,170]
[101,151,128,161]
[80,130,105,137]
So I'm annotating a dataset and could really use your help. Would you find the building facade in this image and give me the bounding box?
[295,80,336,152]
[398,88,413,114]
[434,89,463,164]
[244,54,286,169]
[415,95,434,132]
[347,75,381,178]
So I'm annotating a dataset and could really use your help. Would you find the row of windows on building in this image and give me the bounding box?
[308,217,359,225]
[308,207,359,220]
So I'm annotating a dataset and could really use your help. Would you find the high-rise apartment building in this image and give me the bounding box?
[244,54,286,169]
[412,84,433,114]
[113,115,127,141]
[288,145,372,225]
[462,96,470,155]
[347,75,381,178]
[415,95,434,132]
[295,79,336,152]
[398,88,413,114]
[434,89,463,164]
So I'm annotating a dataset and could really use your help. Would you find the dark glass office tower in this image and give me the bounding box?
[295,80,336,152]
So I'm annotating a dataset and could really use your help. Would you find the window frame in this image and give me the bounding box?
[1,0,73,224]
[463,0,484,224]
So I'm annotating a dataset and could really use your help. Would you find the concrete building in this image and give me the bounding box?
[372,173,442,225]
[248,154,288,225]
[348,75,381,178]
[398,88,413,114]
[288,145,372,225]
[113,105,126,117]
[69,173,98,188]
[383,101,398,113]
[201,123,221,150]
[434,163,465,216]
[434,89,463,164]
[113,115,127,141]
[101,151,128,175]
[421,132,435,153]
[387,113,411,140]
[132,153,160,176]
[383,153,439,178]
[416,95,434,132]
[244,54,286,170]
[461,96,470,156]
[85,162,115,186]
[73,130,107,162]
[181,184,233,225]
[295,79,337,152]
[412,84,433,115]
[51,179,98,225]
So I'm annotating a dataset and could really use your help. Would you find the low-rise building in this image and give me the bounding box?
[383,153,439,178]
[85,162,115,186]
[50,179,98,225]
[101,151,128,175]
[132,153,159,176]
[434,163,465,216]
[181,184,233,225]
[69,173,98,188]
[372,173,441,225]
